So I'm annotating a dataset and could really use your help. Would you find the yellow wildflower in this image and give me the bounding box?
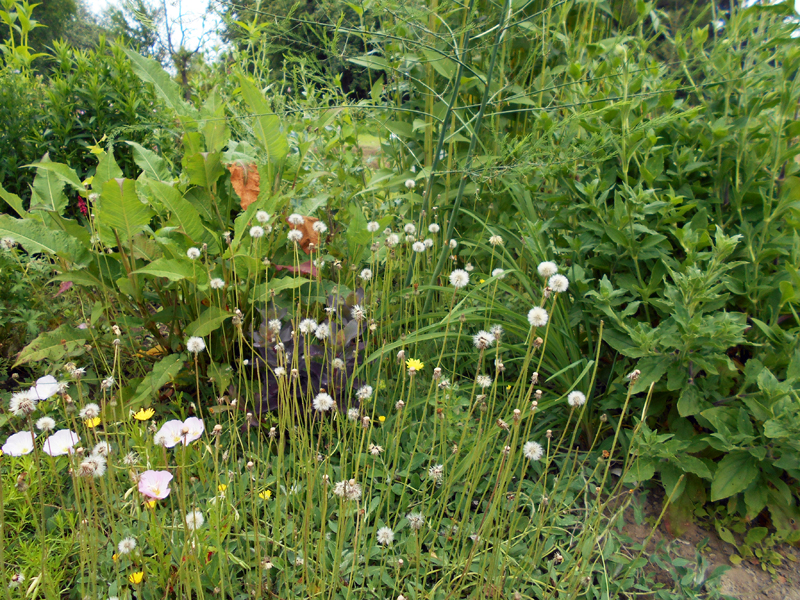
[145,500,157,508]
[85,417,101,428]
[378,416,386,423]
[133,407,155,421]
[259,490,272,500]
[406,358,424,371]
[218,484,228,492]
[128,571,144,584]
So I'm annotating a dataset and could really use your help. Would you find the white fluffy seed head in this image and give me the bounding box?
[186,247,201,260]
[210,278,225,289]
[186,337,206,354]
[256,210,270,223]
[537,261,558,278]
[568,391,586,407]
[428,223,440,233]
[185,510,205,531]
[404,223,416,235]
[313,393,335,412]
[549,274,569,293]
[287,230,302,243]
[405,179,416,190]
[360,268,373,281]
[288,214,305,226]
[449,269,469,288]
[527,307,549,328]
[377,526,394,545]
[249,226,265,238]
[313,221,328,233]
[523,441,544,461]
[367,221,380,233]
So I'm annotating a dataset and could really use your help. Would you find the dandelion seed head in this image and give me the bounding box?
[360,268,373,281]
[568,391,586,408]
[538,261,558,278]
[186,247,201,260]
[492,268,505,279]
[472,330,495,350]
[298,318,318,335]
[210,278,226,289]
[313,221,328,233]
[288,214,305,226]
[476,375,493,389]
[489,235,503,246]
[356,385,373,401]
[79,403,100,420]
[428,464,444,484]
[351,305,366,322]
[423,238,433,248]
[549,274,569,293]
[523,441,544,461]
[256,210,270,223]
[92,441,111,457]
[386,233,400,247]
[287,230,303,243]
[186,337,206,354]
[118,537,137,555]
[377,526,394,545]
[347,407,360,422]
[36,416,56,431]
[314,323,330,340]
[406,512,425,530]
[312,393,335,412]
[185,510,205,531]
[449,269,469,288]
[333,358,345,370]
[0,237,17,250]
[9,390,37,417]
[367,221,380,233]
[403,223,416,235]
[527,307,549,328]
[412,241,426,253]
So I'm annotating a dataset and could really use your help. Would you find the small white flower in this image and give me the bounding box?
[537,261,558,278]
[268,319,281,333]
[360,268,373,281]
[449,239,458,249]
[351,305,366,322]
[186,337,206,354]
[287,230,303,243]
[377,526,394,545]
[428,223,440,234]
[523,441,544,461]
[333,358,345,370]
[549,274,569,293]
[527,307,549,328]
[249,226,265,238]
[356,385,373,401]
[274,367,286,378]
[186,247,201,260]
[404,223,416,235]
[118,537,137,555]
[210,278,226,289]
[405,179,416,190]
[489,235,503,246]
[449,269,469,288]
[314,323,330,340]
[298,318,318,335]
[476,375,492,389]
[256,210,270,223]
[465,263,474,272]
[428,464,444,484]
[313,221,328,233]
[347,407,360,421]
[367,221,380,233]
[568,391,586,408]
[185,510,205,531]
[313,393,335,412]
[492,268,505,279]
[42,429,80,456]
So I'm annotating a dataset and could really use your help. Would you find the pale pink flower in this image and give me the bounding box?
[138,470,173,499]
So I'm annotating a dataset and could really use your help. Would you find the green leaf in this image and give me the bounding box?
[185,307,233,337]
[632,355,671,393]
[129,354,184,408]
[0,183,26,217]
[710,451,760,502]
[145,179,206,244]
[95,178,153,242]
[132,258,196,281]
[28,156,68,214]
[183,152,225,188]
[677,385,706,417]
[672,454,712,480]
[122,48,198,124]
[26,159,84,192]
[251,277,313,301]
[93,151,124,195]
[347,55,389,71]
[237,74,288,163]
[14,324,88,366]
[0,214,84,260]
[126,142,172,181]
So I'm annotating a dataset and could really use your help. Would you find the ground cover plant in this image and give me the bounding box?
[0,0,799,596]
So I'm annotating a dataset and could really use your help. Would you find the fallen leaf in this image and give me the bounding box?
[54,281,73,297]
[274,260,318,277]
[228,163,260,210]
[287,215,320,254]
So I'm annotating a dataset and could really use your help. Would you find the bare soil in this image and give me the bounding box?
[623,490,800,599]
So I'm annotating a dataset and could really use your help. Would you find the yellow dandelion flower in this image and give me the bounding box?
[133,407,155,421]
[506,385,512,390]
[218,484,228,492]
[378,416,386,423]
[129,571,144,584]
[259,489,272,500]
[406,358,424,371]
[112,553,119,562]
[85,417,101,428]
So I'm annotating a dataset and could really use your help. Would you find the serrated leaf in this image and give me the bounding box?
[122,48,198,124]
[95,178,153,242]
[129,354,184,407]
[26,159,84,192]
[29,156,68,214]
[127,141,172,181]
[710,452,760,502]
[185,307,232,337]
[237,74,288,163]
[15,324,88,366]
[0,214,84,260]
[132,258,196,281]
[145,179,205,244]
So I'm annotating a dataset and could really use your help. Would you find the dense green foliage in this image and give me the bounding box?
[0,0,799,595]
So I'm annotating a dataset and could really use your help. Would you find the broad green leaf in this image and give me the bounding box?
[347,55,389,71]
[0,214,84,260]
[26,159,84,191]
[29,156,68,214]
[145,179,205,244]
[15,324,88,366]
[95,178,153,242]
[710,451,760,501]
[185,307,233,337]
[183,152,225,188]
[421,48,456,79]
[122,48,198,124]
[252,277,313,301]
[126,141,172,181]
[132,258,196,281]
[0,183,27,217]
[93,150,124,195]
[237,74,288,163]
[129,354,184,408]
